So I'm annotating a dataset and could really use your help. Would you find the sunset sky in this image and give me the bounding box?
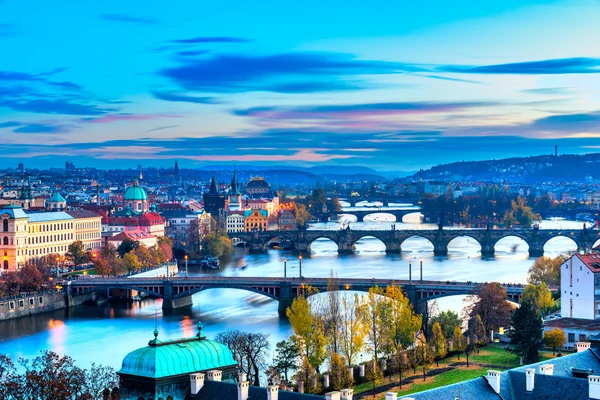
[2,0,600,170]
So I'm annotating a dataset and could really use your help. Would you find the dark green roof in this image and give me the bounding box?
[118,335,237,379]
[48,192,66,203]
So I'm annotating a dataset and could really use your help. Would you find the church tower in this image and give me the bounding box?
[227,168,242,211]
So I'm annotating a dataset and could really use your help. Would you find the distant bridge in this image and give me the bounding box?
[66,276,525,315]
[328,207,421,222]
[231,227,600,256]
[338,197,420,207]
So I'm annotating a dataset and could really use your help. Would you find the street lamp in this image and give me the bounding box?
[420,258,423,282]
[298,255,303,279]
[283,259,287,282]
[184,254,188,277]
[409,261,412,285]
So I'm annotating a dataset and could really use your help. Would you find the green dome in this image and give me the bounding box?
[124,182,148,201]
[48,192,66,203]
[118,337,237,379]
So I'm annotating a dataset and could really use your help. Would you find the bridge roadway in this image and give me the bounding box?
[66,276,525,314]
[230,227,600,256]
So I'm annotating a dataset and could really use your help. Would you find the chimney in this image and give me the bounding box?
[576,342,591,353]
[590,375,600,399]
[538,364,554,376]
[207,370,222,382]
[325,391,340,400]
[239,373,247,382]
[385,393,398,400]
[190,373,205,395]
[526,368,535,392]
[359,364,365,377]
[341,388,353,400]
[267,385,279,400]
[486,370,501,394]
[237,378,249,400]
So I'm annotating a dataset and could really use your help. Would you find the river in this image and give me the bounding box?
[0,202,592,371]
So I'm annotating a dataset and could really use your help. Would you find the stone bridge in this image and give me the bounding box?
[328,208,421,222]
[65,276,525,318]
[230,227,600,256]
[338,197,421,207]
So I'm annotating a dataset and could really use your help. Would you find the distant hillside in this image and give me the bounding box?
[411,153,600,183]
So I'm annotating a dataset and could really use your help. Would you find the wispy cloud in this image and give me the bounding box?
[80,113,182,124]
[100,14,157,25]
[438,57,600,74]
[0,121,21,128]
[422,74,485,85]
[521,87,577,95]
[0,99,113,115]
[169,36,251,44]
[13,123,71,134]
[151,91,219,104]
[160,52,419,93]
[144,125,179,133]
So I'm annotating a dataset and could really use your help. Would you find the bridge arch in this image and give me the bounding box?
[174,286,279,301]
[446,235,482,254]
[363,212,397,222]
[75,285,164,299]
[543,235,578,254]
[493,235,530,253]
[352,235,387,254]
[400,235,435,253]
[401,212,423,223]
[307,236,339,254]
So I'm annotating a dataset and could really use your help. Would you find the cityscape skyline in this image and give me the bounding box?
[2,0,600,170]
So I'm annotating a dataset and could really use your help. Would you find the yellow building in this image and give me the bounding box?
[1,205,102,273]
[243,209,268,232]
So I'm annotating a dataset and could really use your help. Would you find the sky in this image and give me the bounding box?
[2,0,600,171]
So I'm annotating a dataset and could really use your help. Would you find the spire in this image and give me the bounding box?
[209,174,218,194]
[230,167,241,195]
[174,160,179,177]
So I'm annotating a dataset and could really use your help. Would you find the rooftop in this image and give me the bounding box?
[27,211,73,222]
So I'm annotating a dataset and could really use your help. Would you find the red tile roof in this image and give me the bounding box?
[575,253,600,273]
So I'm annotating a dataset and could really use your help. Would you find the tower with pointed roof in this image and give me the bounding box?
[227,168,242,211]
[18,176,34,210]
[203,174,226,218]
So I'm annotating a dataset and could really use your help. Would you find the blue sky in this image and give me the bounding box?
[2,0,600,170]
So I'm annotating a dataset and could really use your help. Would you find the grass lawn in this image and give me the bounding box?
[355,344,561,399]
[65,268,98,276]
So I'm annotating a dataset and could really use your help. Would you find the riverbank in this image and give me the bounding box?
[0,291,68,321]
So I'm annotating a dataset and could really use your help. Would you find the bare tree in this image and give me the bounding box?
[216,330,271,386]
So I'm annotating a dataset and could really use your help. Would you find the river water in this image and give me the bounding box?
[0,202,593,371]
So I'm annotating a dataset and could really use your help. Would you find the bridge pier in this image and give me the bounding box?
[294,240,310,253]
[385,242,401,254]
[356,214,365,222]
[278,282,293,317]
[528,246,544,258]
[433,242,448,256]
[162,281,192,310]
[481,243,495,257]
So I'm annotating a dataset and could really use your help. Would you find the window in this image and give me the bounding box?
[2,219,7,232]
[580,334,587,341]
[568,333,575,343]
[29,298,34,306]
[38,297,43,304]
[2,260,7,270]
[2,236,7,245]
[9,301,14,310]
[18,300,24,308]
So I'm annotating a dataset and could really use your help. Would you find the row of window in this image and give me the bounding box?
[1,296,44,311]
[28,222,73,233]
[76,221,100,230]
[76,232,100,240]
[28,233,73,244]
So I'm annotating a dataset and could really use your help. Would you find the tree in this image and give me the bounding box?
[389,350,410,388]
[329,352,352,390]
[468,282,512,333]
[117,238,139,258]
[451,326,466,360]
[323,273,342,353]
[293,203,312,227]
[200,231,233,258]
[93,257,111,277]
[340,294,366,367]
[509,301,543,364]
[521,283,554,316]
[543,329,566,355]
[528,255,565,288]
[274,340,298,383]
[358,285,386,362]
[17,264,44,292]
[68,241,88,266]
[121,252,142,273]
[429,310,462,340]
[187,219,201,253]
[469,314,487,347]
[382,284,422,357]
[215,330,270,386]
[133,245,155,269]
[294,356,321,394]
[286,294,327,370]
[431,322,447,366]
[3,272,22,295]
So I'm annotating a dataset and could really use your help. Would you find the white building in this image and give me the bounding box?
[560,253,599,320]
[226,212,245,233]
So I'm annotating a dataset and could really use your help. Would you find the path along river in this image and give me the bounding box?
[0,202,592,370]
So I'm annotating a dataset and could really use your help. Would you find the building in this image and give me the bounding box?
[107,230,157,249]
[117,323,238,400]
[244,177,272,196]
[560,253,599,320]
[407,344,600,400]
[65,210,102,251]
[118,322,324,400]
[203,176,226,218]
[227,170,243,211]
[226,211,245,233]
[278,209,297,231]
[0,205,102,272]
[161,209,212,248]
[122,180,149,215]
[244,209,268,232]
[46,192,67,211]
